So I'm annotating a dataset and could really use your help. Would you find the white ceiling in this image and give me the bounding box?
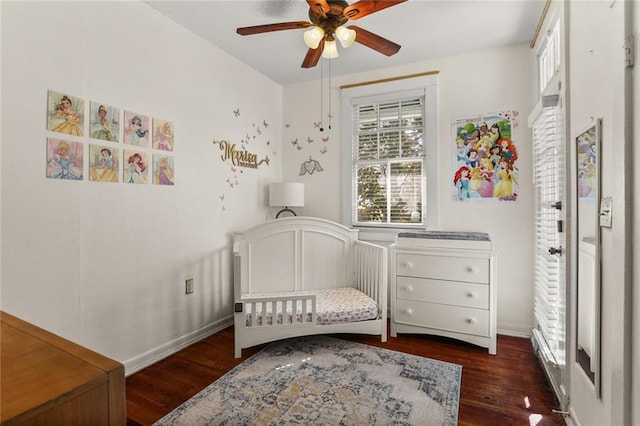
[146,0,546,85]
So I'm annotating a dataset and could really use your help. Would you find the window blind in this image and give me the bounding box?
[532,104,565,366]
[352,97,425,226]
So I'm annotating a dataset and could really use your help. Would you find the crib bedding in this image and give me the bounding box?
[243,287,379,327]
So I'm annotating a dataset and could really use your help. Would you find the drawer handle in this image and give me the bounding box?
[466,266,479,274]
[467,292,477,298]
[403,285,414,293]
[404,262,414,269]
[405,308,413,316]
[466,318,478,324]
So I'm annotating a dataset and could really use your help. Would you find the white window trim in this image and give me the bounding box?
[340,74,439,241]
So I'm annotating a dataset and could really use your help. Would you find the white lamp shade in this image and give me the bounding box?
[269,183,304,207]
[335,26,356,48]
[321,39,339,59]
[303,26,324,49]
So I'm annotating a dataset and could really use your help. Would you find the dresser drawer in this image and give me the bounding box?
[396,276,489,309]
[395,299,489,336]
[396,253,489,283]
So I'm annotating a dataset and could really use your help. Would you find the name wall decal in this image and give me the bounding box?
[212,139,270,169]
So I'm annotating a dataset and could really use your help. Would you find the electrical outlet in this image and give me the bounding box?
[185,278,194,294]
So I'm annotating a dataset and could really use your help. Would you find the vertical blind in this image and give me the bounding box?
[352,96,425,226]
[532,104,565,366]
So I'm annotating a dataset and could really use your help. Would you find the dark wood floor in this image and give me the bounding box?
[126,325,567,425]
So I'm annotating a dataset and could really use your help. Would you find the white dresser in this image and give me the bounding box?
[390,231,498,355]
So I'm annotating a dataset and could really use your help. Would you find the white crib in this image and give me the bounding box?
[233,217,387,358]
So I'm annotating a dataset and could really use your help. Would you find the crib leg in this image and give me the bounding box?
[235,344,242,358]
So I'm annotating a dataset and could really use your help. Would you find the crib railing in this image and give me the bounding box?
[353,241,388,320]
[237,295,317,327]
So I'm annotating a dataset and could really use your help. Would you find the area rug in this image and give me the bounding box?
[154,336,462,425]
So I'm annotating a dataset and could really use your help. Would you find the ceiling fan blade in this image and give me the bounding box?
[301,39,325,68]
[343,0,407,20]
[237,21,311,36]
[307,0,330,14]
[349,25,401,56]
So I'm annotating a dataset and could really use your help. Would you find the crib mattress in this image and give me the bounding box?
[242,287,379,327]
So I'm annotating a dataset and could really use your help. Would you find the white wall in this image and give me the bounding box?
[283,44,536,337]
[0,2,283,374]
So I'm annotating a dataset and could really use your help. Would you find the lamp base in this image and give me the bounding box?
[275,207,297,218]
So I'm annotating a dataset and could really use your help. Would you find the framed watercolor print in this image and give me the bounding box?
[124,111,150,147]
[47,90,85,137]
[152,118,174,151]
[123,149,149,184]
[89,144,119,183]
[153,154,174,185]
[46,138,83,180]
[89,102,120,142]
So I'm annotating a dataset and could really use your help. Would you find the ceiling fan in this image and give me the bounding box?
[236,0,407,68]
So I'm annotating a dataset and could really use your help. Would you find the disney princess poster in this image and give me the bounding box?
[123,149,149,184]
[46,138,83,180]
[124,110,150,147]
[576,123,597,201]
[152,154,175,186]
[152,118,174,152]
[451,113,519,202]
[89,102,120,142]
[47,90,85,136]
[89,144,119,183]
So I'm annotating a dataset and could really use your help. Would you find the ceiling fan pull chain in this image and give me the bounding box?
[320,59,325,132]
[327,59,331,130]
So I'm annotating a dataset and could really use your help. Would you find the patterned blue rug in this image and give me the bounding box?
[155,336,462,425]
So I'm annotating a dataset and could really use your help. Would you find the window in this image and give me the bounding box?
[353,97,424,225]
[538,20,560,93]
[529,12,568,407]
[532,103,565,367]
[341,74,438,233]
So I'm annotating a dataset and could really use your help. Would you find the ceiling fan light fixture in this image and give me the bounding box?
[303,26,325,49]
[335,26,356,48]
[322,39,339,59]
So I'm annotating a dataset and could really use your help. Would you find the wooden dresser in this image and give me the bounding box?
[390,232,498,355]
[0,311,125,425]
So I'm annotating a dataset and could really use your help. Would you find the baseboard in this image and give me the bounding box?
[497,328,531,338]
[124,316,234,376]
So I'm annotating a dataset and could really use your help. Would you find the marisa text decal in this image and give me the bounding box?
[213,139,270,169]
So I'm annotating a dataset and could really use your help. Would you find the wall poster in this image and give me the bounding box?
[576,124,597,201]
[451,113,519,202]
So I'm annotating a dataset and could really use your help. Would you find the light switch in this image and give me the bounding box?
[599,197,612,228]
